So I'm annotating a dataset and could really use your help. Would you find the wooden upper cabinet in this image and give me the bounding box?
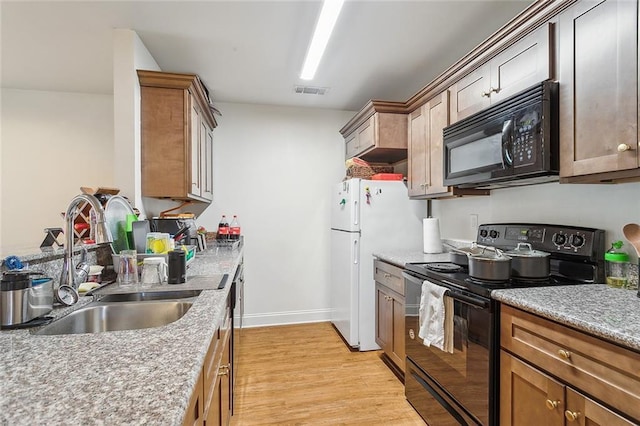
[408,91,489,199]
[558,0,639,182]
[450,23,553,123]
[408,92,451,197]
[340,101,408,164]
[138,70,217,202]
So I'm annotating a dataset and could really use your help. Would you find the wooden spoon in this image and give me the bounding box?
[622,223,640,256]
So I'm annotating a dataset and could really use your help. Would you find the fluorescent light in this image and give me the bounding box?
[300,0,345,81]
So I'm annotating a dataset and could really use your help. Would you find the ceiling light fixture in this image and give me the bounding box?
[300,0,345,81]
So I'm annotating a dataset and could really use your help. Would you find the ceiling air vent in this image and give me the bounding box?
[294,85,329,95]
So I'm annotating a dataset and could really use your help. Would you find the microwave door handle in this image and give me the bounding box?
[502,119,514,168]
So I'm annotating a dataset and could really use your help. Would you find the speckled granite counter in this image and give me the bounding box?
[0,246,243,426]
[493,285,640,352]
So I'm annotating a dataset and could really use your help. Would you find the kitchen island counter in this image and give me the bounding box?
[0,246,243,425]
[493,284,640,352]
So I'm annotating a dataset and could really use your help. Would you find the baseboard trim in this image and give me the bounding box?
[242,308,332,328]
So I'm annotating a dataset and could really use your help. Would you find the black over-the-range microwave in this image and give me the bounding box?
[443,80,559,189]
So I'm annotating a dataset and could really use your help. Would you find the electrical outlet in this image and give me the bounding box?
[470,214,478,229]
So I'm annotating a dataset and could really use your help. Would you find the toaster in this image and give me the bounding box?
[1,271,53,328]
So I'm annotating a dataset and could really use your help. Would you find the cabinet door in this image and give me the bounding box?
[407,105,427,197]
[357,115,376,154]
[565,388,636,426]
[424,91,450,196]
[559,0,638,178]
[490,23,552,104]
[375,283,392,352]
[390,294,405,373]
[345,132,359,159]
[190,96,202,197]
[201,122,214,201]
[449,63,491,123]
[500,351,564,426]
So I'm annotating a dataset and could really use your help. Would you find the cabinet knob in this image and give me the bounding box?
[481,90,492,98]
[491,87,500,94]
[617,143,632,152]
[564,410,580,422]
[383,273,392,279]
[557,349,572,360]
[545,399,560,410]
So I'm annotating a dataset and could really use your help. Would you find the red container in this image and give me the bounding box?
[371,173,403,181]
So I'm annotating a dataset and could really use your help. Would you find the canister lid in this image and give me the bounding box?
[605,251,630,262]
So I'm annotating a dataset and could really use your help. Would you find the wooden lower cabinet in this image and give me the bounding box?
[184,298,233,426]
[501,351,635,426]
[184,371,204,426]
[374,260,405,374]
[500,305,640,425]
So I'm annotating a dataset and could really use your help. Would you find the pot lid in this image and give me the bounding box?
[468,247,511,261]
[505,243,550,258]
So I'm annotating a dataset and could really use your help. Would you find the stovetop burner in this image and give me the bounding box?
[425,263,463,273]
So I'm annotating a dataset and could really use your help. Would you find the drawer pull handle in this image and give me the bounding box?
[545,399,560,410]
[558,349,572,360]
[564,410,580,422]
[383,273,392,279]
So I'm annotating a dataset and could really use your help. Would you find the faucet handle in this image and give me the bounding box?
[79,246,88,264]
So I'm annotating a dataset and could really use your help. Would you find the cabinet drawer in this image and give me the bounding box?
[374,259,404,295]
[501,305,640,421]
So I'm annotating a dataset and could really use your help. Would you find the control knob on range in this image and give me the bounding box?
[479,229,488,238]
[489,230,499,239]
[570,234,585,248]
[552,233,567,246]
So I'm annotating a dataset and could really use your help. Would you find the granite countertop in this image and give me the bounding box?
[0,246,243,425]
[493,285,640,352]
[373,239,473,267]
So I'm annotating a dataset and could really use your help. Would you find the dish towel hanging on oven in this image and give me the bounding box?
[418,280,454,353]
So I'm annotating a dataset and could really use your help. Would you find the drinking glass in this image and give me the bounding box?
[117,250,138,286]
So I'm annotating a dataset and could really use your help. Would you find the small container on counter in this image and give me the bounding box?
[167,250,186,284]
[605,241,630,289]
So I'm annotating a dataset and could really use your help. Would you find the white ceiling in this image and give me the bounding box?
[1,0,532,111]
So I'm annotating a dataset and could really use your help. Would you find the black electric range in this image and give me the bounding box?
[403,223,605,426]
[405,223,606,299]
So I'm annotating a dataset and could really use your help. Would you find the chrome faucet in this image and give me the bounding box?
[60,194,113,289]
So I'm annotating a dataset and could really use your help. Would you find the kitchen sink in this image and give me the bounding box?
[96,289,202,303]
[35,299,195,336]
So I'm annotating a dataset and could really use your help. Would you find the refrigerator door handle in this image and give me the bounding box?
[354,200,359,226]
[353,239,359,264]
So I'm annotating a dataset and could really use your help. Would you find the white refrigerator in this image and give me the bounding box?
[330,178,425,351]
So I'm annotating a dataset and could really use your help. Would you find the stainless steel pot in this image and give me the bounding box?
[504,243,550,278]
[444,243,484,266]
[467,248,512,281]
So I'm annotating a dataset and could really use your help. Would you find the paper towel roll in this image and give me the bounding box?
[423,218,443,254]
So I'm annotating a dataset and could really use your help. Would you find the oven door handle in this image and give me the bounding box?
[410,371,471,426]
[444,287,490,309]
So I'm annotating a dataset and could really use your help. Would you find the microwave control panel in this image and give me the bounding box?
[476,223,605,262]
[512,107,541,167]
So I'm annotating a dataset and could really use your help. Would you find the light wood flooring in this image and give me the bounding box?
[230,322,425,425]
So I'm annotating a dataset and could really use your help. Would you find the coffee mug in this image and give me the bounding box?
[140,257,168,287]
[117,250,138,286]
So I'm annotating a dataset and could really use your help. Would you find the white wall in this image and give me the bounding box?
[197,102,354,327]
[113,29,160,216]
[433,181,640,258]
[0,88,113,251]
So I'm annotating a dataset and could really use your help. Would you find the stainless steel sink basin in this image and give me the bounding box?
[35,299,194,335]
[97,289,202,303]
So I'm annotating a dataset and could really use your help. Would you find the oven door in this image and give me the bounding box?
[404,272,498,426]
[443,115,513,187]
